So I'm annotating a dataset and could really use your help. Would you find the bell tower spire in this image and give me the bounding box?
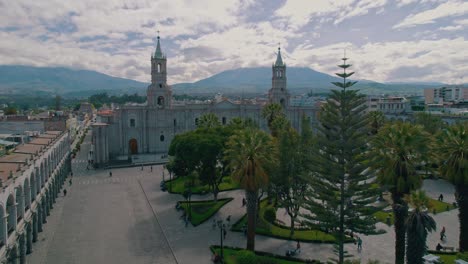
[268,43,290,108]
[147,33,172,108]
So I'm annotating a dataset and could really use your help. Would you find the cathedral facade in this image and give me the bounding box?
[92,36,317,167]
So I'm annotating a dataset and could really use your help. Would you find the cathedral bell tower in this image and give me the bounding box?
[147,34,172,108]
[268,46,290,108]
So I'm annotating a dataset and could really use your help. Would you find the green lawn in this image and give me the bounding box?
[211,247,318,264]
[437,254,457,264]
[166,176,239,194]
[180,198,233,226]
[231,200,338,243]
[373,198,455,226]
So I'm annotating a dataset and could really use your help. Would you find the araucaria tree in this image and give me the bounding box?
[437,122,468,251]
[303,56,378,263]
[369,121,430,264]
[224,128,277,251]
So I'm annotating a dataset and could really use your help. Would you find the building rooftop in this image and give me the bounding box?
[0,163,20,183]
[0,153,31,164]
[29,137,52,145]
[14,144,43,155]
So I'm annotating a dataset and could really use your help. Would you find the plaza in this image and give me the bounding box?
[24,130,461,264]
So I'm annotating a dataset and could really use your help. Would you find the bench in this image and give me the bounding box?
[441,246,455,252]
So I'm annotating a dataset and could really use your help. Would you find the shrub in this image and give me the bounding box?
[264,207,276,223]
[236,250,257,264]
[457,252,468,261]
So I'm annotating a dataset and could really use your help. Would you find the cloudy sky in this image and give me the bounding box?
[0,0,467,84]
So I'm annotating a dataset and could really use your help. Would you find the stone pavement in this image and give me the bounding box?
[25,129,461,264]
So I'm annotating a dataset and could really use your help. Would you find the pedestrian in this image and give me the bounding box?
[63,189,67,196]
[69,179,72,186]
[242,198,246,207]
[109,171,112,177]
[295,241,301,254]
[440,226,446,241]
[141,165,144,171]
[436,243,443,251]
[357,237,362,251]
[223,229,227,239]
[150,166,153,172]
[439,194,444,202]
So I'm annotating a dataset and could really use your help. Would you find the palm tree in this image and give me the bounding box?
[197,113,220,128]
[224,128,277,251]
[368,110,385,135]
[437,122,468,251]
[406,190,436,264]
[369,121,430,264]
[261,103,284,135]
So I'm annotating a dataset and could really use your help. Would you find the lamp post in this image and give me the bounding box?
[217,220,226,262]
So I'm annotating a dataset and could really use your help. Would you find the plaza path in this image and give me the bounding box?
[25,130,460,263]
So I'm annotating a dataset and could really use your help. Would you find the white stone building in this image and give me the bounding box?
[92,36,317,167]
[0,131,71,262]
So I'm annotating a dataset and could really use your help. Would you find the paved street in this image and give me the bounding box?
[25,130,461,264]
[26,131,178,264]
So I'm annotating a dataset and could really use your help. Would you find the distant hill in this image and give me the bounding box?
[172,67,445,95]
[0,65,450,98]
[0,65,148,97]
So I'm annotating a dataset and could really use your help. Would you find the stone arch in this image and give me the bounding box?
[6,194,16,235]
[129,139,138,155]
[0,204,6,247]
[157,96,165,108]
[29,174,36,205]
[35,167,41,195]
[24,178,31,210]
[15,185,25,221]
[40,163,45,187]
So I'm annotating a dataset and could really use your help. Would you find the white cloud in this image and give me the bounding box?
[394,0,468,29]
[439,25,463,31]
[289,38,468,84]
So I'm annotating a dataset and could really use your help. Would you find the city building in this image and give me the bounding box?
[0,131,71,262]
[366,96,410,114]
[424,86,468,105]
[91,36,318,167]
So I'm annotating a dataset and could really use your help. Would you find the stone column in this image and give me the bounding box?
[19,234,26,264]
[26,224,33,254]
[32,213,38,242]
[37,207,43,232]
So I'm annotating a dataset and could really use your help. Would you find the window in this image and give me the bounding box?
[195,118,199,126]
[222,117,226,125]
[130,119,135,127]
[157,63,161,73]
[159,84,162,88]
[173,119,177,127]
[160,135,165,142]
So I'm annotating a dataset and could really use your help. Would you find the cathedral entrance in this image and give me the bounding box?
[129,139,138,154]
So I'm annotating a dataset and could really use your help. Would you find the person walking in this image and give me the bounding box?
[357,237,362,251]
[63,189,67,196]
[141,165,144,171]
[69,179,72,186]
[440,226,446,241]
[223,229,227,239]
[109,171,112,177]
[150,166,153,172]
[439,194,444,202]
[295,241,301,254]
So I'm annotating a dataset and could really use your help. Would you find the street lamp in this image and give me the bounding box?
[217,220,226,262]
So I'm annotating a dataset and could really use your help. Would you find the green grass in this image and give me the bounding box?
[428,198,455,214]
[373,198,455,226]
[210,246,320,264]
[166,176,239,194]
[437,254,457,264]
[180,198,233,226]
[231,200,338,243]
[373,211,394,226]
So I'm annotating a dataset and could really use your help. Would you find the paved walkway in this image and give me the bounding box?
[25,129,460,264]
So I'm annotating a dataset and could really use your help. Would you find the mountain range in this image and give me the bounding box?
[0,65,450,98]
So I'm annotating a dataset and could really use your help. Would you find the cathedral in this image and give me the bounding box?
[91,36,317,167]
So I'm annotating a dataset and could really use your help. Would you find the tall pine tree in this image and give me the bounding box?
[302,56,378,263]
